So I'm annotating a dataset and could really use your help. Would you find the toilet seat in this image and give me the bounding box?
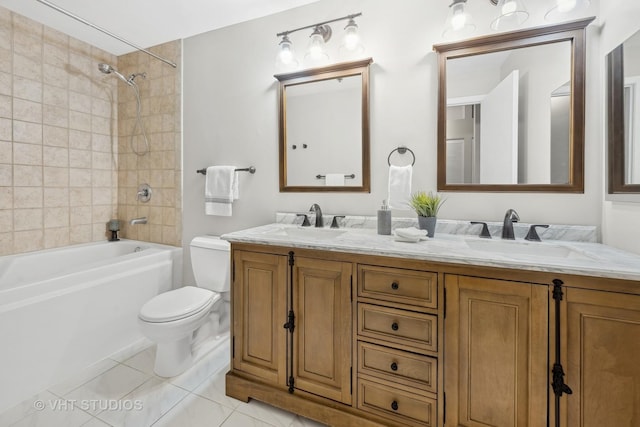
[139,286,218,323]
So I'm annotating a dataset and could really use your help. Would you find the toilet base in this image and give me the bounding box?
[154,335,193,377]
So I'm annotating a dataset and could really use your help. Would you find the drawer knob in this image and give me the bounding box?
[391,322,399,331]
[390,362,398,371]
[391,282,399,290]
[391,400,399,411]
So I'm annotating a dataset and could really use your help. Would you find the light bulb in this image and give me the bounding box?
[304,27,330,66]
[557,0,577,13]
[343,20,360,50]
[502,0,517,15]
[275,34,298,71]
[451,7,467,31]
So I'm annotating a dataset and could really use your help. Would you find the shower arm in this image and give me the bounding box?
[35,0,177,68]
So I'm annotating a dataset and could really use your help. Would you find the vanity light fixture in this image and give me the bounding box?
[275,13,363,71]
[442,0,476,39]
[443,0,530,38]
[304,25,331,67]
[275,34,298,70]
[340,18,365,55]
[545,0,590,22]
[490,0,529,31]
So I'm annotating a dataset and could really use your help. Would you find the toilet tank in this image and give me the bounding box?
[189,236,230,292]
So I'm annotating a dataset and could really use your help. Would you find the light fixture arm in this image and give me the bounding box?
[276,12,362,38]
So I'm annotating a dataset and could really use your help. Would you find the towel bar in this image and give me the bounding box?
[316,174,355,179]
[197,166,256,175]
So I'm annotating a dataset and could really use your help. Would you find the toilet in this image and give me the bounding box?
[138,235,230,377]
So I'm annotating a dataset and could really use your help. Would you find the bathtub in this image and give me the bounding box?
[0,240,182,413]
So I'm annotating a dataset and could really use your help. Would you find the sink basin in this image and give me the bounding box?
[465,239,592,260]
[264,226,346,241]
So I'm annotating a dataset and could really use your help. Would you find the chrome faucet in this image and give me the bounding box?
[129,216,147,225]
[501,209,520,240]
[309,204,323,228]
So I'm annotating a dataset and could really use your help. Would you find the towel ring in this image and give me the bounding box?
[387,146,416,166]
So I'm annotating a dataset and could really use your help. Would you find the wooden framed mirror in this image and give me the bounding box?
[433,18,594,192]
[275,58,372,192]
[607,28,640,196]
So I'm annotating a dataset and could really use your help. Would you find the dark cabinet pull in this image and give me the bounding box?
[391,400,399,411]
[391,322,399,331]
[390,362,398,371]
[391,282,399,290]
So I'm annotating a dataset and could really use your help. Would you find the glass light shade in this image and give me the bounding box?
[339,18,365,57]
[304,28,330,67]
[443,0,475,39]
[545,0,590,22]
[490,0,529,31]
[275,35,299,71]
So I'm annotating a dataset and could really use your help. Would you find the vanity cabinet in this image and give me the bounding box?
[561,287,640,427]
[356,265,440,427]
[230,248,353,407]
[227,241,640,427]
[232,250,288,386]
[291,256,352,405]
[444,275,549,427]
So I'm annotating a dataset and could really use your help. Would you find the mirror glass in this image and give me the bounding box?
[608,28,640,194]
[434,18,594,192]
[446,43,571,185]
[276,58,372,192]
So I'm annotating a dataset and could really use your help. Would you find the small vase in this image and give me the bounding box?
[418,216,437,238]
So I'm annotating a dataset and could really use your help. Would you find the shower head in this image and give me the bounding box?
[98,63,132,86]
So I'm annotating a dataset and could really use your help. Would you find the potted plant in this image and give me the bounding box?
[409,191,445,237]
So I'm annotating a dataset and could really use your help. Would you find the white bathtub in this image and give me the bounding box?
[0,240,183,413]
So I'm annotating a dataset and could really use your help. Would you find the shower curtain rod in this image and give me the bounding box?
[35,0,177,68]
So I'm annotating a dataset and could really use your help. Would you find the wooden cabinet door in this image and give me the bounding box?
[445,275,548,427]
[293,257,352,405]
[563,288,640,427]
[232,250,287,387]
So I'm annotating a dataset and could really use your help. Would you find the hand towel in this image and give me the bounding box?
[325,173,345,186]
[388,165,413,209]
[205,166,237,216]
[394,227,428,242]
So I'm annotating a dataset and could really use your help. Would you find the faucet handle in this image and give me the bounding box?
[296,213,311,227]
[330,215,346,229]
[524,224,549,242]
[470,221,492,239]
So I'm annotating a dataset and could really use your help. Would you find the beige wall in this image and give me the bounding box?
[116,41,182,247]
[0,7,120,255]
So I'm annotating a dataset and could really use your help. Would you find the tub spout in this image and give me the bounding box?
[130,217,147,225]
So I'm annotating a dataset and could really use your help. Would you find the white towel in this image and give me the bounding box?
[388,165,412,209]
[394,227,428,242]
[325,174,345,186]
[205,166,238,216]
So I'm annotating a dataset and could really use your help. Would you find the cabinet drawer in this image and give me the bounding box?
[357,378,437,427]
[358,341,437,393]
[359,265,438,309]
[358,304,437,352]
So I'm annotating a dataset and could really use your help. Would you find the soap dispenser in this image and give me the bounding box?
[377,200,392,235]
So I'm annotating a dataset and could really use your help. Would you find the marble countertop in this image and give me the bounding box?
[222,222,640,282]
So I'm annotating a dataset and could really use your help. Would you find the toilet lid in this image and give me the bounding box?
[139,286,216,323]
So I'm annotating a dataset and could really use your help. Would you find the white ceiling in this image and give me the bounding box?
[0,0,319,56]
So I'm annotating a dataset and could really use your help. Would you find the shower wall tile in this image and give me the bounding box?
[1,5,119,255]
[14,165,42,187]
[117,40,181,247]
[1,6,181,254]
[0,141,11,163]
[0,94,11,118]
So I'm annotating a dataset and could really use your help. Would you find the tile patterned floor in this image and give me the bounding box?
[0,338,327,427]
